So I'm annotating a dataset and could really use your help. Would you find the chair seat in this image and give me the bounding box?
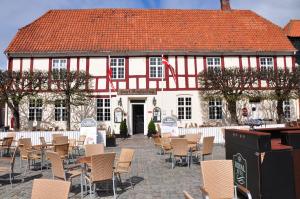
[0,167,10,172]
[114,167,129,174]
[66,169,81,179]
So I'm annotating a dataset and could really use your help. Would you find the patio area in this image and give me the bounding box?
[0,134,225,199]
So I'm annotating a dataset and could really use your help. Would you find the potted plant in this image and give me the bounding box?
[147,119,157,138]
[120,119,128,138]
[106,128,116,147]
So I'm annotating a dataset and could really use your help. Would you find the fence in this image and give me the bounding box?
[178,124,285,144]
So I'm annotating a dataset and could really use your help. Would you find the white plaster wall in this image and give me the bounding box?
[70,58,77,71]
[89,57,106,76]
[22,58,31,71]
[177,56,185,75]
[98,79,106,90]
[250,57,257,69]
[129,78,136,89]
[33,58,48,71]
[158,81,166,89]
[188,77,196,88]
[178,77,185,88]
[242,56,249,69]
[119,82,126,89]
[129,57,146,75]
[188,56,195,75]
[168,56,176,73]
[224,56,239,68]
[169,77,176,89]
[139,78,146,89]
[12,58,21,71]
[79,58,86,71]
[149,81,156,89]
[196,57,204,73]
[277,56,284,70]
[286,56,292,69]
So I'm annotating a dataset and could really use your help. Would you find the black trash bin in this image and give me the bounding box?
[225,129,296,199]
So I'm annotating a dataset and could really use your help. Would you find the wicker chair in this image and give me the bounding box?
[183,191,194,199]
[0,137,14,156]
[40,137,52,148]
[161,133,172,138]
[54,143,70,164]
[85,144,104,157]
[18,138,43,172]
[185,133,201,152]
[201,160,252,199]
[46,151,81,183]
[0,147,17,187]
[114,148,135,189]
[31,179,71,199]
[153,136,163,154]
[53,136,68,145]
[84,153,116,198]
[161,137,172,155]
[170,138,190,169]
[193,136,215,162]
[75,135,86,155]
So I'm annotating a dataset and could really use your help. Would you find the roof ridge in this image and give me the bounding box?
[47,8,250,12]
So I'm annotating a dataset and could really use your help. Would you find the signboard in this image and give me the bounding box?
[114,108,123,123]
[118,89,157,95]
[80,118,97,144]
[233,153,248,188]
[161,116,178,136]
[152,107,161,123]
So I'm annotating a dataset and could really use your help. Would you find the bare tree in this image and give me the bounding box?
[50,70,91,130]
[264,68,298,123]
[199,67,258,124]
[0,70,48,130]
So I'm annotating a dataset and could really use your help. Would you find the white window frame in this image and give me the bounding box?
[29,99,43,121]
[54,100,67,121]
[96,98,111,121]
[177,96,192,120]
[208,98,223,120]
[110,58,125,79]
[283,100,291,120]
[207,57,221,72]
[149,57,164,78]
[260,57,274,72]
[52,59,67,80]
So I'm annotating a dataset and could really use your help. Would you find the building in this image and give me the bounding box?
[284,20,300,66]
[4,0,299,135]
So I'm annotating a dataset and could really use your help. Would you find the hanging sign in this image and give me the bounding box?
[153,107,161,123]
[114,108,123,123]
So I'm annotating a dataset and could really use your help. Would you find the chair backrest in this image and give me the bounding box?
[161,133,171,138]
[54,143,69,158]
[46,151,66,180]
[6,132,16,140]
[78,135,86,144]
[185,123,188,128]
[185,134,201,143]
[53,136,68,145]
[91,153,116,182]
[40,137,47,147]
[171,138,189,156]
[118,148,135,172]
[18,138,32,149]
[156,124,161,135]
[153,136,162,146]
[183,191,194,199]
[202,136,215,155]
[31,179,70,199]
[201,160,234,199]
[194,123,198,128]
[52,134,63,144]
[10,146,18,173]
[2,137,13,147]
[85,144,104,157]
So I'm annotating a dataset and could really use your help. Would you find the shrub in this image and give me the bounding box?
[120,119,128,138]
[147,119,157,138]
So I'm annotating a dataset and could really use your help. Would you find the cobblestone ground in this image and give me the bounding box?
[0,134,225,199]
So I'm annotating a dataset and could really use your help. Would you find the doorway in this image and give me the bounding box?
[132,104,144,134]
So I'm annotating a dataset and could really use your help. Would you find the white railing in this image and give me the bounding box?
[178,124,285,144]
[0,131,80,145]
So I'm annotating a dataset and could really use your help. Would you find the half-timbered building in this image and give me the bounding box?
[4,0,299,134]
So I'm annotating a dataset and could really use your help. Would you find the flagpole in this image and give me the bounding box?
[161,54,164,117]
[108,55,112,134]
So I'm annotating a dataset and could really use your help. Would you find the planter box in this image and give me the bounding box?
[106,136,116,147]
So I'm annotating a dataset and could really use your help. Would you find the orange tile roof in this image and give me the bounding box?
[5,9,296,55]
[284,20,300,37]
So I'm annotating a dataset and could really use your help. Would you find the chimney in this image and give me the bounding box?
[220,0,231,11]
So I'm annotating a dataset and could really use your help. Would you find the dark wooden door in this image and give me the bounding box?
[132,104,144,134]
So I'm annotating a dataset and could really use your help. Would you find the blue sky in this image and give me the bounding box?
[1,0,299,69]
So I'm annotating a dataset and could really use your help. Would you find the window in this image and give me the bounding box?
[110,58,125,79]
[55,100,67,121]
[283,100,291,119]
[96,98,110,121]
[207,57,221,72]
[149,57,163,78]
[29,99,43,121]
[260,57,274,72]
[177,97,192,120]
[52,59,67,80]
[209,99,223,119]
